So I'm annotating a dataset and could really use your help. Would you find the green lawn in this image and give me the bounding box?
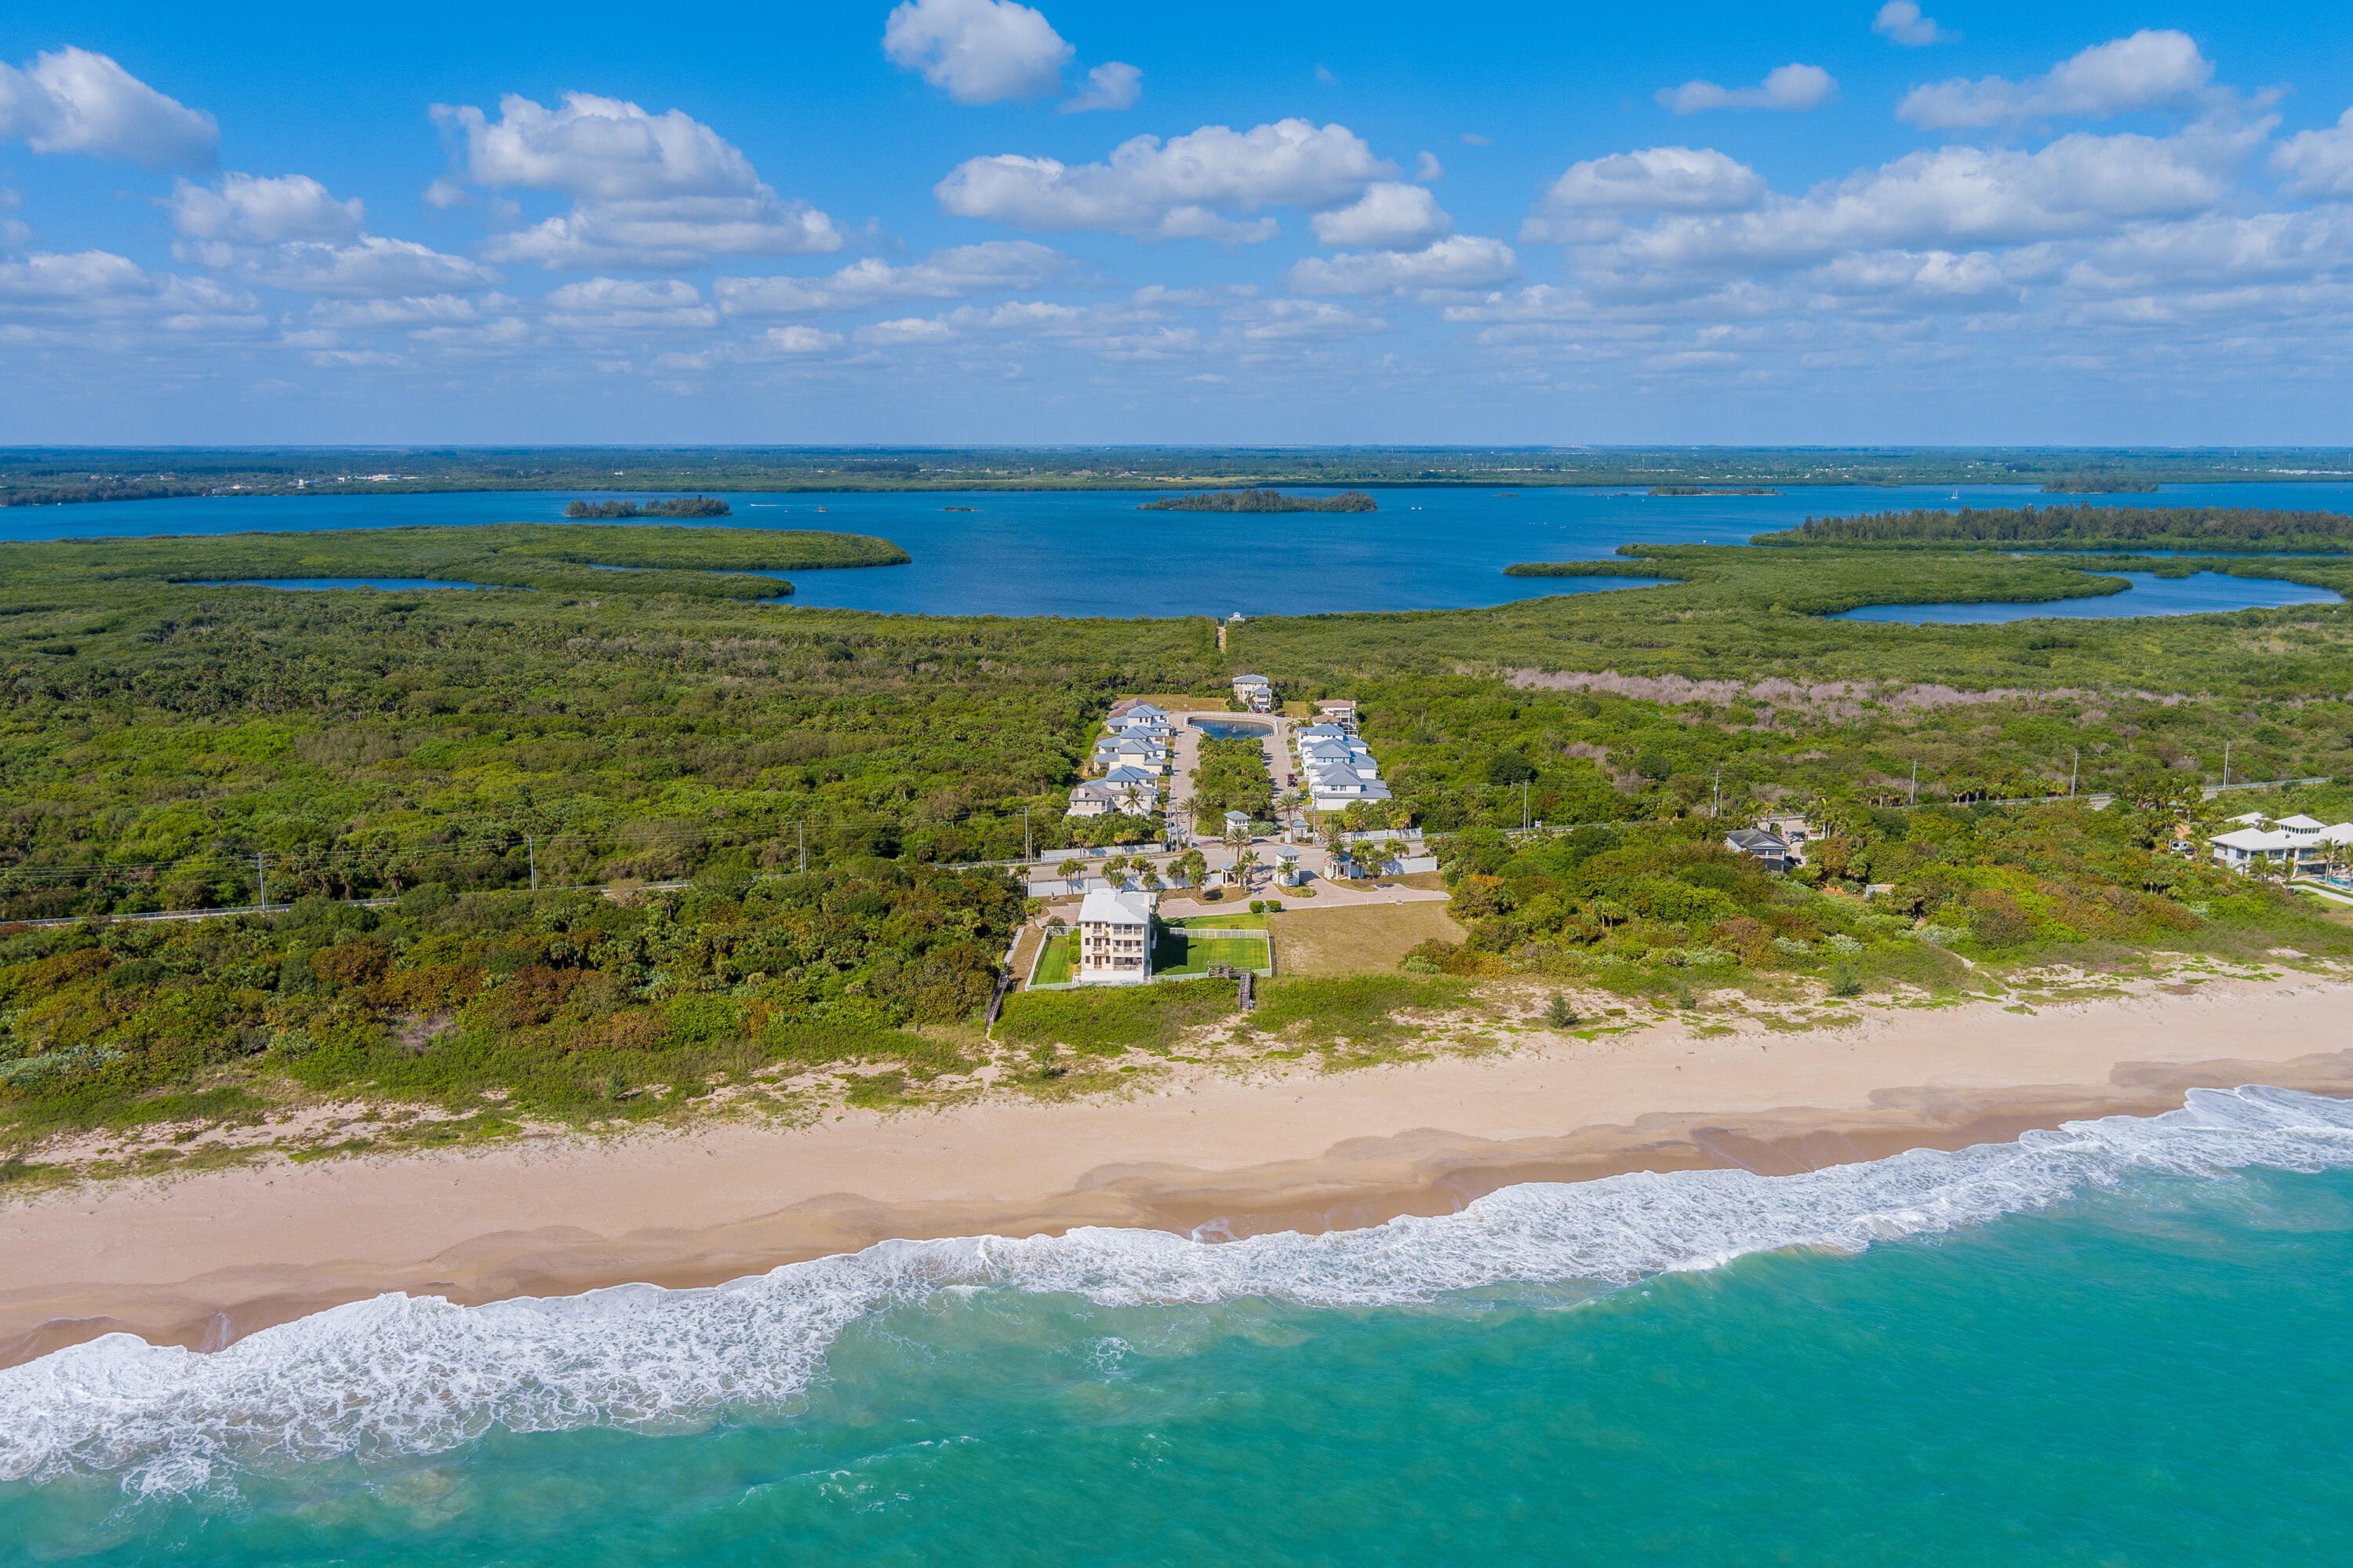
[1167,912,1270,930]
[1153,932,1273,976]
[1030,931,1077,985]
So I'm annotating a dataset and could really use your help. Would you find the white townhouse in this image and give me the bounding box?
[1093,735,1169,770]
[1075,886,1158,984]
[1304,762,1392,810]
[1293,718,1392,809]
[1107,704,1170,729]
[1098,762,1159,790]
[1068,772,1158,817]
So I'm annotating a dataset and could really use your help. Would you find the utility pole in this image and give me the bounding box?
[1522,779,1530,832]
[1713,769,1722,819]
[798,820,806,873]
[1909,759,1918,806]
[2223,740,2231,788]
[1024,806,1031,862]
[256,852,267,910]
[2070,749,2078,797]
[527,835,537,891]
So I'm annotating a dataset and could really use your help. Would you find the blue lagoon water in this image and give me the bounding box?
[13,481,2353,617]
[1834,569,2344,624]
[6,1086,2353,1565]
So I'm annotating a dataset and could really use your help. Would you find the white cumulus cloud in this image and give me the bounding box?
[433,93,842,268]
[1659,64,1835,115]
[882,0,1072,104]
[0,47,216,169]
[2274,107,2353,200]
[1900,30,2214,129]
[766,325,842,353]
[180,234,499,298]
[308,295,482,329]
[935,118,1391,242]
[543,276,718,331]
[716,241,1072,315]
[1310,183,1451,249]
[1525,147,1766,246]
[1063,61,1143,114]
[167,173,364,243]
[0,249,260,341]
[1289,235,1518,295]
[1872,3,1952,46]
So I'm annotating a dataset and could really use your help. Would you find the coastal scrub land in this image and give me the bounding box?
[9,446,2353,506]
[1,518,2351,1184]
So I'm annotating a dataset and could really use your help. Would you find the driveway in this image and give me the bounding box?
[1169,708,1290,846]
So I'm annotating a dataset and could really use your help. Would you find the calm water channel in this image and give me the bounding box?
[13,481,2353,619]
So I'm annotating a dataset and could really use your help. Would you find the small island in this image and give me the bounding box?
[1649,486,1782,497]
[2042,478,2161,494]
[1137,488,1377,513]
[564,496,733,519]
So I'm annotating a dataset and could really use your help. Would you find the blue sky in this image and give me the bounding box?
[4,1,2351,446]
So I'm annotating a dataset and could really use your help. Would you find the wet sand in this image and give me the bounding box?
[5,976,2348,1367]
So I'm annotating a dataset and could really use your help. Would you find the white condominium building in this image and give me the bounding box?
[1075,886,1158,984]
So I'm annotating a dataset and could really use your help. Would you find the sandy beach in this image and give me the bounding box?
[5,974,2348,1368]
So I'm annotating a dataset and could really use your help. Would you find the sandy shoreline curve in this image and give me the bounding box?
[5,976,2348,1368]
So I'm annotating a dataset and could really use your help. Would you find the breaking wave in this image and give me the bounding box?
[6,1084,2351,1495]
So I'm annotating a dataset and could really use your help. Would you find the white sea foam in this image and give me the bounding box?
[6,1084,2352,1494]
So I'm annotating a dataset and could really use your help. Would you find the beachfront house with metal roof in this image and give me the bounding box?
[2211,813,2351,873]
[1075,886,1158,984]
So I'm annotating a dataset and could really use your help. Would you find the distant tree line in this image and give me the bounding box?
[1758,504,2353,552]
[563,497,733,519]
[1137,489,1377,513]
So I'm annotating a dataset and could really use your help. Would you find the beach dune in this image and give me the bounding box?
[4,977,2348,1368]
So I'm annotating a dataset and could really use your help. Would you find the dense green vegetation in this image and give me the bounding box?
[0,861,1019,1142]
[0,522,907,605]
[1412,794,2353,987]
[1758,504,2353,553]
[12,446,2353,507]
[1137,489,1377,512]
[1649,486,1779,497]
[0,519,2349,1155]
[2042,478,2160,494]
[1191,737,1275,829]
[562,497,733,519]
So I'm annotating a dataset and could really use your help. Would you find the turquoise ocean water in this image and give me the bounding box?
[5,1086,2353,1565]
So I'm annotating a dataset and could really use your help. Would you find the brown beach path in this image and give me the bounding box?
[5,975,2349,1367]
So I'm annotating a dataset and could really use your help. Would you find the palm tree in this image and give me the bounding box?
[1056,856,1083,886]
[1140,867,1165,892]
[1238,849,1260,889]
[1173,848,1208,890]
[1118,780,1143,816]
